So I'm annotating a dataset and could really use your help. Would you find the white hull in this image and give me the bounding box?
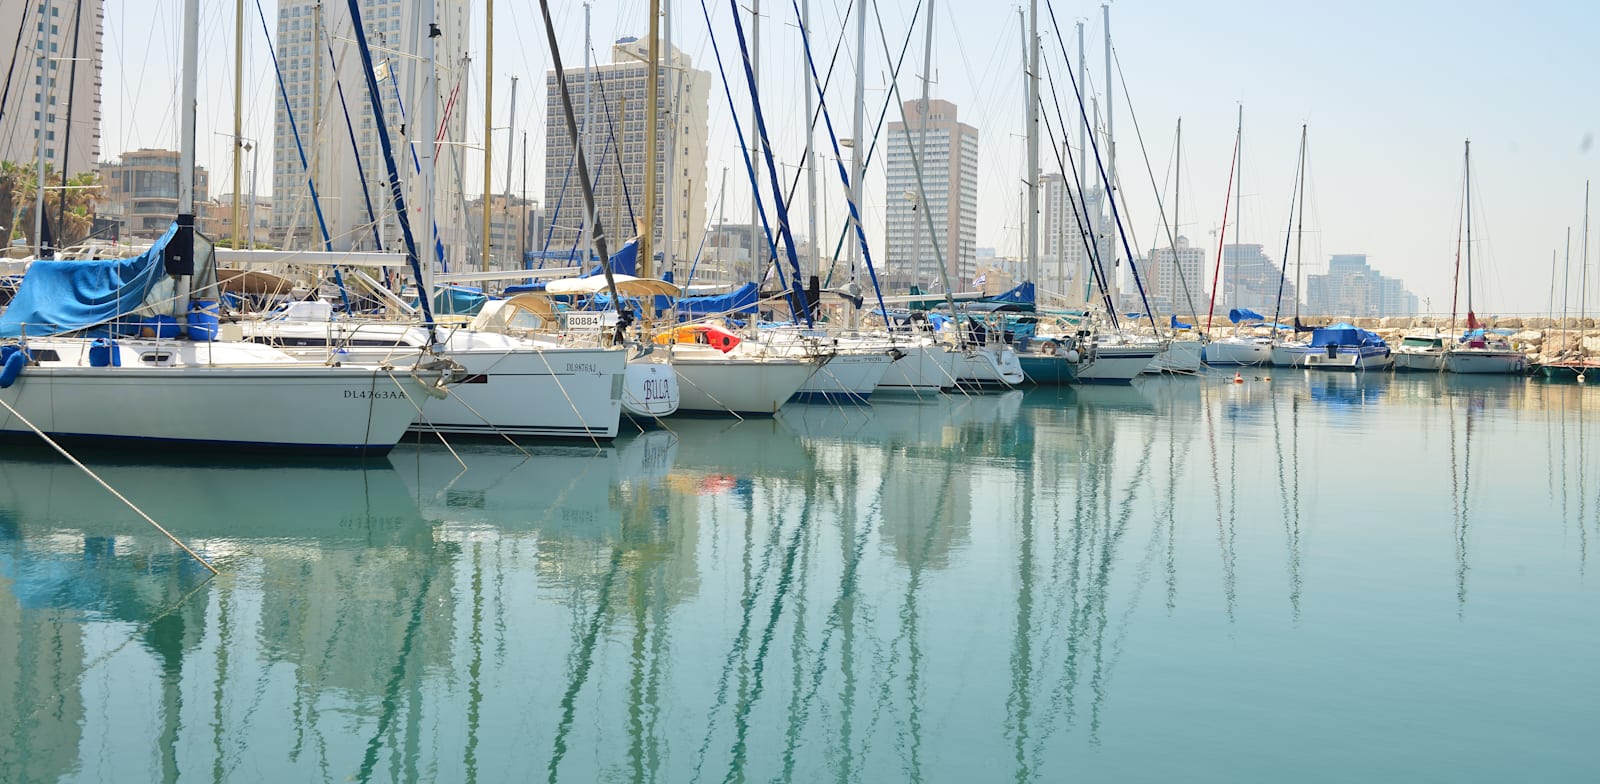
[1202,337,1273,366]
[1446,349,1526,375]
[1078,345,1160,383]
[1393,349,1446,372]
[243,319,625,439]
[0,338,439,455]
[1149,339,1203,373]
[951,345,1025,387]
[1270,342,1312,368]
[877,342,957,392]
[1302,346,1394,371]
[671,351,820,415]
[622,356,680,419]
[796,351,894,402]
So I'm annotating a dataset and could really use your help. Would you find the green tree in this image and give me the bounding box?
[2,161,105,250]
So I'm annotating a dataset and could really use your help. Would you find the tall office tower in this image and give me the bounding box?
[884,99,978,290]
[270,0,469,255]
[543,37,710,270]
[1145,235,1207,316]
[0,1,103,176]
[1039,172,1112,303]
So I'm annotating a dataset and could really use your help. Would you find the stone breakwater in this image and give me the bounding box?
[1159,315,1595,365]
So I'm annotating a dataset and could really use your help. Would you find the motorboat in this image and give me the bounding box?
[1300,326,1394,371]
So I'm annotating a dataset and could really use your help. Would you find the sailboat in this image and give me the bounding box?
[0,0,453,456]
[1444,141,1526,375]
[1201,107,1271,367]
[1269,125,1313,368]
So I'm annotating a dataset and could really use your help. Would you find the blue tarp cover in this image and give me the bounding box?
[1171,315,1194,329]
[0,223,175,337]
[986,281,1035,305]
[1228,307,1265,323]
[584,238,637,278]
[676,281,758,316]
[1309,327,1387,348]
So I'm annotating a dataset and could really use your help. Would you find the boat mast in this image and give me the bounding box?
[479,0,494,271]
[32,0,50,258]
[849,0,865,286]
[753,0,765,284]
[175,0,199,315]
[502,75,517,266]
[1172,117,1180,319]
[421,0,439,300]
[581,3,592,271]
[1024,0,1039,287]
[233,0,244,250]
[1582,182,1590,366]
[1464,139,1474,324]
[642,0,661,278]
[1231,104,1242,312]
[1102,3,1113,305]
[55,0,83,251]
[1293,124,1307,324]
[914,0,934,290]
[1076,20,1088,304]
[802,0,818,281]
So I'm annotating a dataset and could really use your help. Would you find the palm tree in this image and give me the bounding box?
[3,161,105,250]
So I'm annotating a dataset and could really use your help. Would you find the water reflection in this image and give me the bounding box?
[1,373,1596,782]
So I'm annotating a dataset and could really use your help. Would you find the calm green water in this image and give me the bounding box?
[2,372,1596,783]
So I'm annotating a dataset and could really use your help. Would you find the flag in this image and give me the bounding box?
[973,274,987,287]
[374,60,391,82]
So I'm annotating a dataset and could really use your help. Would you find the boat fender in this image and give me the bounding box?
[0,347,26,389]
[1064,349,1081,363]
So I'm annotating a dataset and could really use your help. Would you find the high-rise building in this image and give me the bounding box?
[270,0,469,256]
[885,99,977,290]
[1304,253,1419,317]
[543,37,710,273]
[1219,243,1297,318]
[1039,172,1109,303]
[0,1,102,177]
[1145,235,1207,316]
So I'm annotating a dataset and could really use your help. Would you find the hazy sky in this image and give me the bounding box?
[100,0,1600,314]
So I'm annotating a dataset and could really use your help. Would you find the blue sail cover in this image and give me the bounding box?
[986,281,1036,306]
[0,223,176,337]
[676,282,758,317]
[1228,308,1265,324]
[1171,315,1194,329]
[584,238,638,278]
[1309,327,1387,348]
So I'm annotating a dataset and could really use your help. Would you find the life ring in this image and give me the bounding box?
[1040,340,1059,356]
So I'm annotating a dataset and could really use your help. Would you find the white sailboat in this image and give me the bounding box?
[1445,140,1526,375]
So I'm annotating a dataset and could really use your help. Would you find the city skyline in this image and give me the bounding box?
[82,0,1600,313]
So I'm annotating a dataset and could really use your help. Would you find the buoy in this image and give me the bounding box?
[1264,376,1272,382]
[1233,371,1243,384]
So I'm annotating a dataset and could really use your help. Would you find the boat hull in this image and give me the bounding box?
[1302,346,1394,371]
[1077,347,1159,383]
[1149,339,1203,373]
[1445,349,1527,375]
[622,356,681,419]
[1269,342,1312,368]
[952,345,1025,387]
[1018,351,1080,384]
[794,351,893,403]
[1393,349,1445,372]
[671,354,820,415]
[877,343,956,392]
[1202,337,1272,366]
[0,362,437,456]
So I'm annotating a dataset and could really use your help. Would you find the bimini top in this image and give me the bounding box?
[1308,327,1387,348]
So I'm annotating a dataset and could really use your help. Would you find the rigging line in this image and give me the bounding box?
[0,394,218,574]
[1205,127,1240,333]
[791,0,892,328]
[251,0,334,253]
[0,7,31,130]
[1110,45,1204,323]
[821,0,922,289]
[1037,58,1117,321]
[321,24,383,250]
[693,0,802,320]
[1271,133,1305,329]
[1044,0,1157,330]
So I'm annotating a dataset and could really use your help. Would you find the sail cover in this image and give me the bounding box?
[0,224,177,337]
[675,282,758,317]
[1228,308,1265,323]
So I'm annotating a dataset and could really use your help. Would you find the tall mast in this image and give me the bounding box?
[581,3,592,269]
[233,0,244,249]
[175,0,199,313]
[1102,3,1113,301]
[481,0,494,271]
[502,75,518,265]
[1172,117,1181,316]
[421,2,439,299]
[849,0,866,284]
[1581,182,1590,360]
[664,0,679,276]
[752,0,764,283]
[803,0,818,280]
[1025,0,1039,286]
[1293,124,1307,321]
[33,0,50,257]
[1076,19,1088,302]
[1464,139,1473,321]
[1231,104,1242,309]
[55,0,82,250]
[915,0,935,288]
[643,0,661,278]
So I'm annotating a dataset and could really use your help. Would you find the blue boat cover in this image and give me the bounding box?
[585,238,638,278]
[502,281,548,295]
[676,282,758,316]
[1309,327,1387,347]
[1228,308,1265,323]
[0,223,175,337]
[1171,315,1194,329]
[986,281,1035,305]
[431,284,487,316]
